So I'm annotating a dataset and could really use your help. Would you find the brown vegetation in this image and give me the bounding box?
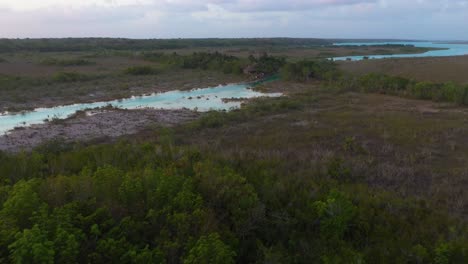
[172,84,468,218]
[338,55,468,84]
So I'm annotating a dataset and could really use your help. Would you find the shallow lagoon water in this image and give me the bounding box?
[0,83,282,134]
[332,41,468,61]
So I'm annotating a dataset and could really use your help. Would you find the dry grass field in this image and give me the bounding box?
[338,55,468,84]
[0,52,152,77]
[0,44,434,112]
[0,52,245,112]
[172,82,468,218]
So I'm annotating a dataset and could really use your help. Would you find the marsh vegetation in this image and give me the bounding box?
[1,38,468,263]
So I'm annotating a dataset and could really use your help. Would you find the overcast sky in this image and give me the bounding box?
[0,0,467,40]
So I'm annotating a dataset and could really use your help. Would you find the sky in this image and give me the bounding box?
[0,0,467,40]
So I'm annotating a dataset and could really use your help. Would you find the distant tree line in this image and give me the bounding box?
[39,58,95,66]
[0,38,331,53]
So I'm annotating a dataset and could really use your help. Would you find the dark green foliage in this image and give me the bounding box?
[124,66,158,75]
[410,81,438,100]
[8,225,55,264]
[0,38,331,52]
[0,140,466,263]
[183,233,235,264]
[314,190,357,241]
[0,180,44,228]
[142,52,246,75]
[438,82,459,102]
[327,158,352,182]
[181,52,239,71]
[0,74,47,92]
[143,52,286,77]
[40,58,94,66]
[356,73,410,93]
[52,72,91,83]
[337,73,468,105]
[281,60,340,81]
[191,111,228,129]
[250,53,286,74]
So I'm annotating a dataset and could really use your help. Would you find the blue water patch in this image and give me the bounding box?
[0,83,282,134]
[332,41,468,61]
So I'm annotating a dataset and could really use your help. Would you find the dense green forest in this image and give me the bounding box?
[0,135,467,263]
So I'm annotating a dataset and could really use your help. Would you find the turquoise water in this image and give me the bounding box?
[0,83,282,134]
[332,41,468,61]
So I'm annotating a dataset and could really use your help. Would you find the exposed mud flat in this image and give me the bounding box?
[0,108,199,152]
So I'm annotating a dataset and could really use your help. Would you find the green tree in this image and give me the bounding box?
[1,179,44,228]
[434,242,453,264]
[8,225,55,264]
[93,165,124,209]
[194,162,264,236]
[53,227,81,264]
[314,190,357,241]
[118,173,144,212]
[183,233,235,264]
[124,246,166,264]
[410,82,435,100]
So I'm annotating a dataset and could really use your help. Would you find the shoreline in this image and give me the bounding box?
[0,80,248,116]
[1,75,273,117]
[1,78,247,115]
[0,77,280,152]
[0,108,199,152]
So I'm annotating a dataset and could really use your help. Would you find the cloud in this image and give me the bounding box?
[0,0,467,39]
[0,0,378,12]
[216,0,377,12]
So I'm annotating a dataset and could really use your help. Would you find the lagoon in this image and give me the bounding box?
[332,41,468,61]
[0,83,281,135]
